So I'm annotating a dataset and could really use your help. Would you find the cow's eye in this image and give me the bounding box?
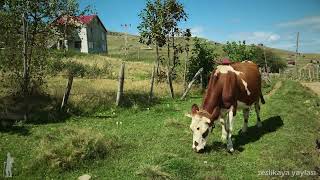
[197,127,200,130]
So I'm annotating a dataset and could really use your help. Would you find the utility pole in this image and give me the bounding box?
[295,32,299,66]
[121,24,131,58]
[258,43,270,82]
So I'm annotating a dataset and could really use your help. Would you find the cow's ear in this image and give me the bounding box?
[191,104,199,115]
[185,113,192,118]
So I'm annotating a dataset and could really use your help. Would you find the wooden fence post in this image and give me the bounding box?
[116,62,125,106]
[317,65,319,81]
[61,74,74,110]
[149,65,156,102]
[180,68,203,100]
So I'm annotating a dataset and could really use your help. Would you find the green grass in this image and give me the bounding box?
[1,80,319,179]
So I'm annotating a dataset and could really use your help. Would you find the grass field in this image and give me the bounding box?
[1,32,320,179]
[1,80,319,179]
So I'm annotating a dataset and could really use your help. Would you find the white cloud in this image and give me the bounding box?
[190,26,204,37]
[269,34,280,41]
[228,31,281,44]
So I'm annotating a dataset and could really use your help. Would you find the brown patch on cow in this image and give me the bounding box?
[196,62,263,122]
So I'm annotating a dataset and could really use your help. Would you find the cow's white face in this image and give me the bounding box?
[189,114,212,153]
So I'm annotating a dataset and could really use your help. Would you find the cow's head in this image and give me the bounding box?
[186,104,215,153]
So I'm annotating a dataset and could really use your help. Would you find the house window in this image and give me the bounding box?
[102,44,106,51]
[74,41,81,49]
[89,42,93,49]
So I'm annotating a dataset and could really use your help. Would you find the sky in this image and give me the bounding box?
[80,0,320,53]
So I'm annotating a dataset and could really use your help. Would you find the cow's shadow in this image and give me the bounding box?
[205,115,284,153]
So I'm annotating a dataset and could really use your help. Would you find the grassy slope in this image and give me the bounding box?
[107,32,320,66]
[107,33,224,64]
[1,80,319,179]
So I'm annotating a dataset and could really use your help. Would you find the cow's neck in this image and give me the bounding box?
[201,88,221,120]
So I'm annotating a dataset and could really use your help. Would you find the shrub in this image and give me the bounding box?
[101,61,114,78]
[64,61,87,77]
[251,46,287,72]
[187,38,218,89]
[47,59,114,78]
[222,41,255,62]
[33,127,116,171]
[223,41,287,73]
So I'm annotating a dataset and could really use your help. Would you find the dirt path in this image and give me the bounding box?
[265,81,282,98]
[301,82,320,96]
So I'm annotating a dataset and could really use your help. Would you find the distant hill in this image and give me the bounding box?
[107,31,320,66]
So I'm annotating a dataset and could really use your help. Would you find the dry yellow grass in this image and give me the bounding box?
[46,74,186,112]
[71,54,153,80]
[47,77,185,98]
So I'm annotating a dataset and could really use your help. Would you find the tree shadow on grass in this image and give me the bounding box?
[119,91,160,108]
[0,94,71,125]
[0,124,31,136]
[204,116,284,153]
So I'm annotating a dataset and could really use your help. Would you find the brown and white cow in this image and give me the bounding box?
[186,61,265,153]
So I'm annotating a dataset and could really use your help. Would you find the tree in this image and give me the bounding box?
[182,28,191,90]
[138,0,188,99]
[163,0,187,98]
[187,38,218,90]
[138,0,167,100]
[0,0,89,96]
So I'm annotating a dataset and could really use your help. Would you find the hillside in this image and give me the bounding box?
[107,32,320,66]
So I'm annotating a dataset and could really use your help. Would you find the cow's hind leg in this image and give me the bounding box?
[255,102,262,127]
[226,106,235,152]
[242,108,250,133]
[220,117,227,142]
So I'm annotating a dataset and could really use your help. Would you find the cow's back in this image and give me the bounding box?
[231,61,262,105]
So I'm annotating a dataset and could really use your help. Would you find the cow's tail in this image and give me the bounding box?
[260,92,265,104]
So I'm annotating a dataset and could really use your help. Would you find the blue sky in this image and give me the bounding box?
[80,0,320,53]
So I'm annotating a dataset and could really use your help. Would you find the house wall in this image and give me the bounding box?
[86,17,107,53]
[79,27,88,53]
[66,28,86,52]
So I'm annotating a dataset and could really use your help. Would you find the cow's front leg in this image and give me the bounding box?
[226,106,234,152]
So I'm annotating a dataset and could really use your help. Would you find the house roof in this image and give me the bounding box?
[55,15,107,32]
[77,15,96,24]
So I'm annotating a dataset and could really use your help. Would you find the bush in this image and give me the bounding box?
[223,41,255,62]
[251,46,287,72]
[33,127,116,171]
[223,41,287,73]
[187,38,218,89]
[47,59,115,78]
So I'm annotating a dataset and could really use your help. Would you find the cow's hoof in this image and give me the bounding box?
[228,148,234,153]
[256,121,262,128]
[241,126,248,133]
